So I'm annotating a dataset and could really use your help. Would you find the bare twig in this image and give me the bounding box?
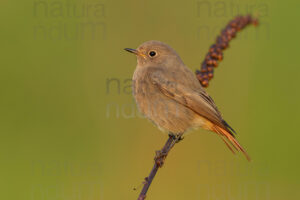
[196,15,258,87]
[137,134,181,200]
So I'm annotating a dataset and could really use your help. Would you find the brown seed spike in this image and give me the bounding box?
[207,59,213,65]
[211,52,218,59]
[230,21,237,28]
[205,54,211,60]
[220,42,228,49]
[212,60,218,67]
[196,15,258,87]
[231,31,237,38]
[207,66,214,72]
[215,47,222,53]
[202,80,209,87]
[196,74,203,81]
[217,53,223,61]
[209,45,216,53]
[201,63,208,72]
[216,36,223,44]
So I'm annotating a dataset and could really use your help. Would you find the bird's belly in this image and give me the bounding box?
[134,90,198,134]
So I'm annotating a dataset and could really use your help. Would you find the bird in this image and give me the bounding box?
[125,40,250,161]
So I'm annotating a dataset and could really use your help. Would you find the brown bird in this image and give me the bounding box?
[125,40,250,161]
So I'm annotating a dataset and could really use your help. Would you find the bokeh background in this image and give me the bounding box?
[1,0,299,199]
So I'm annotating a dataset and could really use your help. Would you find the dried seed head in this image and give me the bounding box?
[196,15,258,87]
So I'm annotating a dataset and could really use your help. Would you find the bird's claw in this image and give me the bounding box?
[168,133,183,143]
[176,136,184,143]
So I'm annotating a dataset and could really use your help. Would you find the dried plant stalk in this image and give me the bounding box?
[196,15,258,87]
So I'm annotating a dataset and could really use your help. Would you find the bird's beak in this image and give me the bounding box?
[124,48,138,54]
[124,48,146,58]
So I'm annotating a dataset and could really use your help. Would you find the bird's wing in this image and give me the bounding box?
[148,68,250,161]
[148,68,226,130]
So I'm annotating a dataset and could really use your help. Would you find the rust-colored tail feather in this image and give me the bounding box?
[215,131,236,154]
[213,125,251,161]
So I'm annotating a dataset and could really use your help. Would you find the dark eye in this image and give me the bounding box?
[149,51,156,57]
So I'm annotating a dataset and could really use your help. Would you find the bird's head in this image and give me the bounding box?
[124,40,183,67]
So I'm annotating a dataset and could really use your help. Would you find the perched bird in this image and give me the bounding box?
[125,40,250,161]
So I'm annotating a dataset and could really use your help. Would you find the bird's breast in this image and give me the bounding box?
[132,68,199,134]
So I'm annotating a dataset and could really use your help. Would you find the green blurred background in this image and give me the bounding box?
[1,0,299,199]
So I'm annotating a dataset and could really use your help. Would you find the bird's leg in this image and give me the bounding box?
[168,133,177,139]
[176,136,184,143]
[169,133,184,144]
[168,133,183,147]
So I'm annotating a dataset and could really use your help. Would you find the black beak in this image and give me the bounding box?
[124,48,138,54]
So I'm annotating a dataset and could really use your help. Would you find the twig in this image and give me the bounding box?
[196,15,258,87]
[137,134,181,200]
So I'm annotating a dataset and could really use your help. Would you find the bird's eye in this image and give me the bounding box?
[149,51,157,57]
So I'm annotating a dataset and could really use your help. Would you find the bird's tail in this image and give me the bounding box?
[212,125,251,161]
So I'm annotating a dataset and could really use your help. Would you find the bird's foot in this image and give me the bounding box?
[168,133,183,143]
[176,136,184,143]
[168,133,177,140]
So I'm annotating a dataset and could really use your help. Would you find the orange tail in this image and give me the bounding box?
[213,125,251,161]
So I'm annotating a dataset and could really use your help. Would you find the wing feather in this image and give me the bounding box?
[149,69,226,130]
